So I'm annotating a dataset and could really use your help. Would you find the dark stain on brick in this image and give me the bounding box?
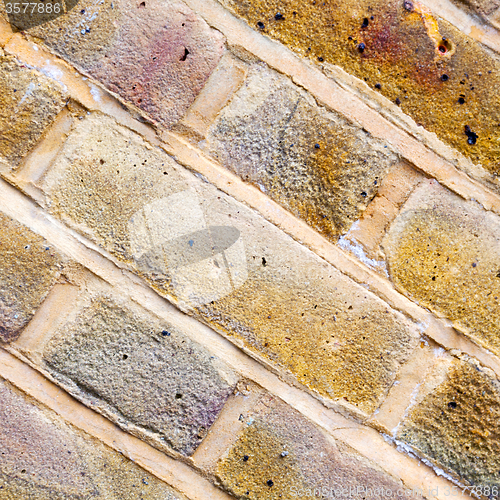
[219,0,500,176]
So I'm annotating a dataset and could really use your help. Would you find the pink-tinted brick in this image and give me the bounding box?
[28,0,225,128]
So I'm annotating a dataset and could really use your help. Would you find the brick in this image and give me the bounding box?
[0,212,62,342]
[216,395,416,500]
[383,180,500,357]
[41,113,418,414]
[41,112,189,272]
[218,0,500,177]
[42,292,238,456]
[207,63,398,239]
[27,0,225,128]
[0,49,66,166]
[0,377,188,499]
[397,357,500,488]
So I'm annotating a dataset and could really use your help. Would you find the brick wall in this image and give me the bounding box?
[0,0,499,498]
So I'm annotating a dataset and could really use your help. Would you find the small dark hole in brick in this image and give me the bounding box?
[257,21,265,29]
[175,393,182,399]
[267,480,274,487]
[448,401,457,409]
[458,97,465,104]
[180,47,189,61]
[361,17,369,28]
[122,354,128,360]
[262,257,267,266]
[243,455,249,461]
[274,12,284,20]
[441,74,449,81]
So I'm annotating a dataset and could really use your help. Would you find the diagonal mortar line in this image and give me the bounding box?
[418,0,500,53]
[0,348,232,500]
[181,0,500,216]
[161,132,500,378]
[0,178,467,500]
[3,19,500,377]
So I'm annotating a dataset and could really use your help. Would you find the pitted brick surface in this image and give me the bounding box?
[0,377,188,499]
[43,294,238,456]
[0,212,62,342]
[208,64,398,239]
[26,0,225,127]
[0,49,66,166]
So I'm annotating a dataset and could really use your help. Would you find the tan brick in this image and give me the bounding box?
[217,0,500,177]
[216,395,417,500]
[383,180,500,357]
[41,113,418,414]
[0,377,188,499]
[0,49,67,166]
[0,212,62,342]
[40,287,238,457]
[397,356,500,488]
[207,63,398,239]
[26,0,225,128]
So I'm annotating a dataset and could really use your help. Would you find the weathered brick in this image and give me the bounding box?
[41,112,188,275]
[0,49,66,166]
[41,113,418,413]
[0,212,62,342]
[26,0,225,128]
[218,0,500,177]
[216,395,416,500]
[397,357,500,488]
[208,64,397,239]
[0,377,188,499]
[383,180,500,357]
[42,292,238,456]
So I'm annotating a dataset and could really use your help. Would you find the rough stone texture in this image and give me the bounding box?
[208,64,398,239]
[42,293,238,456]
[25,0,225,128]
[0,212,62,343]
[41,113,418,414]
[219,0,500,176]
[0,377,188,499]
[41,112,188,292]
[0,49,66,166]
[450,0,500,21]
[217,395,416,500]
[398,357,500,488]
[44,296,237,455]
[189,179,418,414]
[383,180,500,357]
